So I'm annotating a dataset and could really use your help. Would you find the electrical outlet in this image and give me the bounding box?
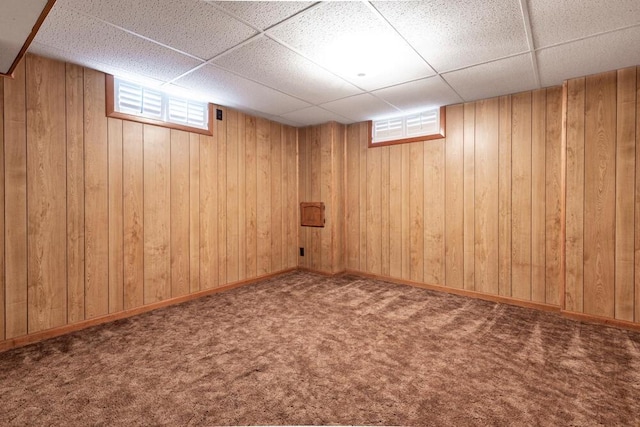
[216,109,223,120]
[299,247,304,256]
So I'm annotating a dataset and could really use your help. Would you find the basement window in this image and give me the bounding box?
[106,74,214,136]
[369,106,445,147]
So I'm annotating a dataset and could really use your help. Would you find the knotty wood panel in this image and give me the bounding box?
[0,72,4,340]
[583,71,616,318]
[4,60,28,338]
[123,121,144,310]
[474,98,499,295]
[332,123,345,274]
[284,126,298,269]
[235,112,246,281]
[66,63,85,323]
[381,146,390,277]
[565,78,585,313]
[511,92,532,301]
[409,143,424,282]
[108,118,124,313]
[636,69,640,323]
[346,123,360,270]
[170,129,190,298]
[498,96,512,297]
[615,67,636,321]
[445,104,464,289]
[84,68,109,319]
[143,125,171,304]
[531,89,547,303]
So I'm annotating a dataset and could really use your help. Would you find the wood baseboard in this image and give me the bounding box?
[296,267,346,277]
[561,310,640,332]
[0,268,296,353]
[344,269,561,313]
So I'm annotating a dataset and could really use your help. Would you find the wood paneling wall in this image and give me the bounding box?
[298,122,345,274]
[565,67,640,323]
[0,54,298,345]
[345,88,563,306]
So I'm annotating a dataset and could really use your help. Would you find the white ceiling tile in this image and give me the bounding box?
[175,64,311,116]
[211,1,315,31]
[442,54,538,101]
[281,106,352,126]
[372,76,463,113]
[372,0,529,73]
[57,0,257,60]
[268,1,434,91]
[213,36,362,105]
[264,114,304,128]
[529,0,640,48]
[34,5,202,81]
[320,94,399,123]
[537,26,640,87]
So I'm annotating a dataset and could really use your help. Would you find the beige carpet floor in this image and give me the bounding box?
[0,271,639,426]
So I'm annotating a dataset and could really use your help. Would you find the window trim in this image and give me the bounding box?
[368,106,446,148]
[106,74,214,136]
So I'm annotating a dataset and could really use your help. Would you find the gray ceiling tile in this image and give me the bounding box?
[373,76,463,112]
[211,1,315,31]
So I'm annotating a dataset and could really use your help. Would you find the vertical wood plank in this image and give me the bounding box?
[636,67,640,322]
[545,87,563,306]
[401,142,410,279]
[26,56,67,332]
[389,144,402,278]
[170,129,190,297]
[143,125,171,303]
[256,118,271,275]
[310,126,321,270]
[332,124,345,274]
[123,121,144,309]
[615,68,636,321]
[287,126,298,269]
[270,122,283,272]
[511,92,532,300]
[226,110,240,283]
[565,77,585,313]
[409,142,424,282]
[463,103,476,290]
[237,114,247,278]
[474,98,500,295]
[5,59,28,338]
[360,125,369,274]
[531,89,547,303]
[584,71,617,318]
[199,132,218,289]
[0,73,4,339]
[346,124,360,270]
[498,95,512,297]
[189,133,200,292]
[297,127,308,269]
[66,63,85,323]
[217,108,227,285]
[424,139,445,284]
[84,68,109,319]
[245,116,257,277]
[107,118,124,313]
[381,146,390,277]
[445,104,464,289]
[320,124,332,272]
[366,139,382,275]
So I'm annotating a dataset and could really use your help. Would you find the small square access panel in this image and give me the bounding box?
[300,202,325,227]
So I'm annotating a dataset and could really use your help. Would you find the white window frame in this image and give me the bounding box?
[106,74,214,136]
[370,106,445,147]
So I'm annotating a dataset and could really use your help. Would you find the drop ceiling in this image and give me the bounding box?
[29,0,640,127]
